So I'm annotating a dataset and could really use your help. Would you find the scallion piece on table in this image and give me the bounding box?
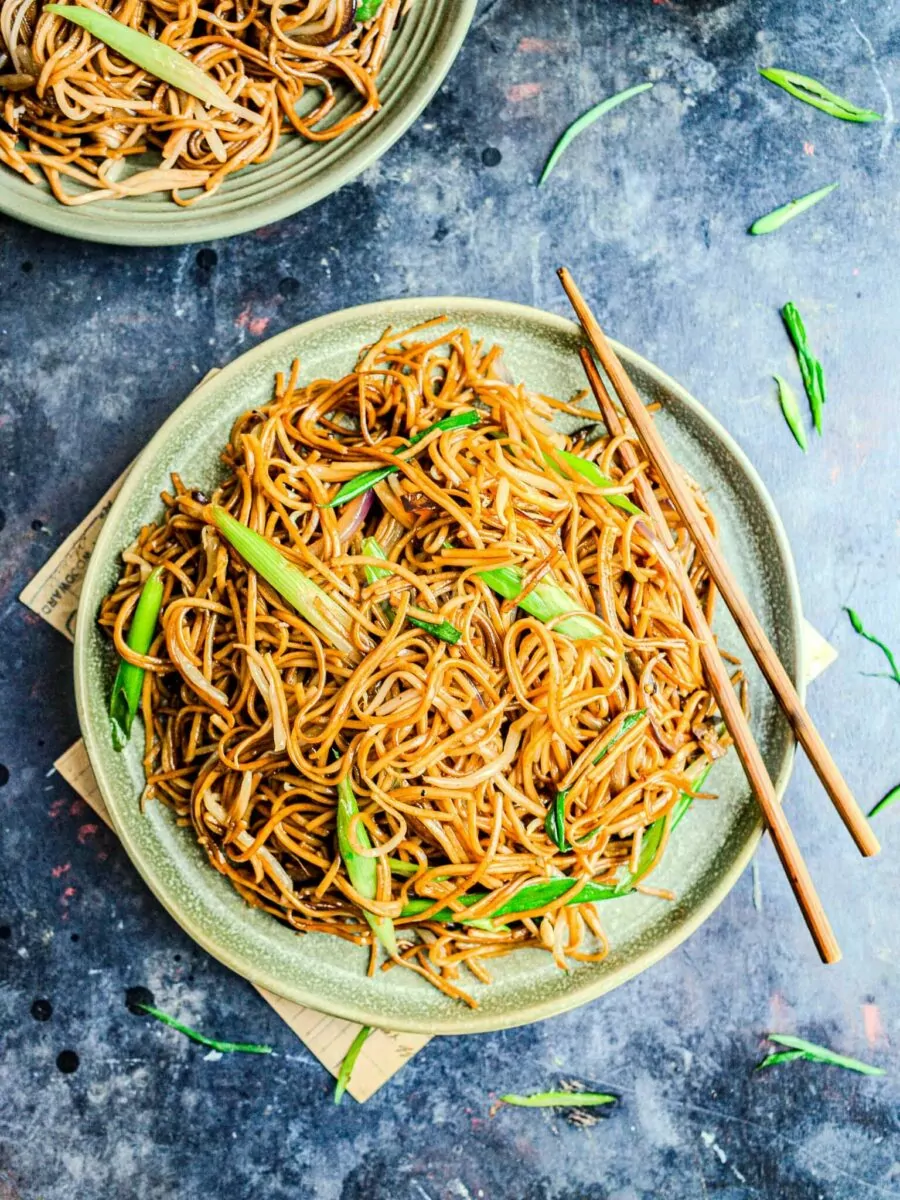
[759,68,881,123]
[773,375,808,451]
[212,507,356,657]
[844,607,900,685]
[500,1091,617,1108]
[869,783,900,818]
[362,537,461,644]
[44,5,262,125]
[336,763,398,956]
[402,763,713,923]
[759,1033,885,1076]
[477,564,603,640]
[324,410,480,509]
[548,449,642,515]
[131,1003,272,1054]
[109,565,164,751]
[334,1025,373,1104]
[782,303,826,434]
[755,1049,808,1070]
[538,83,653,185]
[547,709,648,851]
[749,183,838,236]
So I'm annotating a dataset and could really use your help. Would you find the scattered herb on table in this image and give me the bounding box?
[782,303,826,434]
[773,375,808,450]
[757,1033,885,1076]
[844,607,900,685]
[869,783,900,818]
[334,1025,373,1104]
[45,5,262,124]
[538,83,653,186]
[131,1003,273,1054]
[500,1090,617,1108]
[749,182,838,235]
[759,68,881,123]
[109,565,164,751]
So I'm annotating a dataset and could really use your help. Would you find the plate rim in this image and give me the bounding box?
[74,295,805,1033]
[0,2,476,247]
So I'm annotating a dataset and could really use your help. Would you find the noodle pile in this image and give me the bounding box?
[0,0,403,204]
[99,321,740,1006]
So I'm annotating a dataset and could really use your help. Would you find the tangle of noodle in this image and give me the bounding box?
[0,0,405,204]
[98,321,741,1006]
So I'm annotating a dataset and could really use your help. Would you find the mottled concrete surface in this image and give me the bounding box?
[1,1,899,1197]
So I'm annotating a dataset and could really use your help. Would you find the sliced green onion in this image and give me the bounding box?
[545,794,568,853]
[755,1049,808,1070]
[131,1003,272,1054]
[45,5,261,124]
[763,1034,885,1076]
[477,564,602,640]
[782,303,825,434]
[869,783,900,818]
[749,183,838,235]
[547,449,642,515]
[110,565,165,751]
[324,410,480,509]
[548,709,648,851]
[500,1091,617,1108]
[759,68,881,123]
[773,375,808,451]
[354,0,384,18]
[403,763,713,924]
[336,764,398,956]
[212,507,355,657]
[362,537,461,644]
[538,83,653,185]
[844,607,900,685]
[334,1025,373,1104]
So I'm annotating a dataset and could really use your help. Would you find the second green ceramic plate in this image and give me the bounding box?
[74,297,803,1033]
[0,2,474,246]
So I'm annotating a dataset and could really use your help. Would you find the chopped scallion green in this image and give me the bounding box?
[362,537,461,644]
[500,1090,617,1108]
[538,83,653,185]
[334,1025,373,1104]
[844,607,900,685]
[131,1002,272,1054]
[324,411,479,509]
[749,183,838,235]
[336,763,398,956]
[212,507,356,657]
[759,68,881,123]
[759,1033,885,1076]
[109,565,164,751]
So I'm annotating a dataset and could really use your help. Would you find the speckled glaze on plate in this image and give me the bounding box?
[74,297,804,1034]
[0,2,474,246]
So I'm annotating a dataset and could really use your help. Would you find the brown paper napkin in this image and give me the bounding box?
[21,392,834,1100]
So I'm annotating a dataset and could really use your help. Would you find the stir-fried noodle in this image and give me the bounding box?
[99,321,741,1005]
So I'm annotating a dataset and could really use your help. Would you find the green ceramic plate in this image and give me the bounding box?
[0,2,474,246]
[74,297,804,1034]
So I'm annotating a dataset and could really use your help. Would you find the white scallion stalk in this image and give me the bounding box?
[212,507,355,656]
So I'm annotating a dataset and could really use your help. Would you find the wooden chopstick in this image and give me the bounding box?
[573,348,840,963]
[558,267,878,858]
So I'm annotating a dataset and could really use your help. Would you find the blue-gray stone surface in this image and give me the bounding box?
[1,1,899,1197]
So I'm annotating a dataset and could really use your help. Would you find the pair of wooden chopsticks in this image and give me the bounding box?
[558,267,879,965]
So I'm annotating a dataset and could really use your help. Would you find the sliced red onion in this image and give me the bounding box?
[336,489,373,544]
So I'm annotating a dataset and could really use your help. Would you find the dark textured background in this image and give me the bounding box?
[1,1,899,1197]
